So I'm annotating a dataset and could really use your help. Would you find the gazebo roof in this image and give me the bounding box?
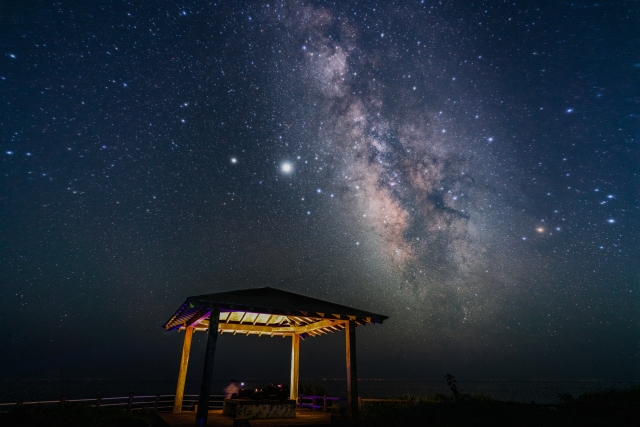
[163,287,388,339]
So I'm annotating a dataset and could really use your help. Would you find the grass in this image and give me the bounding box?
[361,386,640,427]
[0,404,159,427]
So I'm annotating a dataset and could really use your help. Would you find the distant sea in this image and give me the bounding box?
[1,379,637,404]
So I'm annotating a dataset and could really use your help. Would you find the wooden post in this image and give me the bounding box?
[96,395,102,408]
[323,395,327,412]
[128,392,134,412]
[345,320,359,422]
[195,305,220,427]
[289,333,300,401]
[155,393,160,411]
[173,326,194,413]
[60,394,66,407]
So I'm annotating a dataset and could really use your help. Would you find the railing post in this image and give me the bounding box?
[60,394,66,408]
[96,395,102,408]
[128,392,134,412]
[358,396,362,412]
[155,393,160,411]
[323,395,327,412]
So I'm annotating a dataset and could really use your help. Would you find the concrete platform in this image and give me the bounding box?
[159,408,332,427]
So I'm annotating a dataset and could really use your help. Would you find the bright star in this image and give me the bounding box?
[607,219,615,224]
[230,157,237,164]
[281,162,293,173]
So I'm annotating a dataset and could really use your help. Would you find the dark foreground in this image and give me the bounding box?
[0,406,159,427]
[1,387,639,427]
[362,386,640,427]
[160,408,330,426]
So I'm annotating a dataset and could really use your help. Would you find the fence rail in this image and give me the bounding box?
[297,395,408,412]
[0,393,226,413]
[0,393,406,413]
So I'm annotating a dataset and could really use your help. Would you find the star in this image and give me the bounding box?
[281,162,293,173]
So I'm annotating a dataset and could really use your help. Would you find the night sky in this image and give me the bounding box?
[1,1,638,384]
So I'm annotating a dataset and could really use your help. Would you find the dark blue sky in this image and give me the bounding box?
[0,0,638,383]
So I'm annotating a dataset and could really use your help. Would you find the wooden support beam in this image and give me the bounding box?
[286,319,339,333]
[212,318,340,336]
[187,310,211,328]
[195,306,220,427]
[345,320,359,422]
[290,334,300,401]
[173,326,194,414]
[217,323,293,335]
[290,316,304,324]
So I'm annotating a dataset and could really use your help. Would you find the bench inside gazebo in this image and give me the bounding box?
[162,287,388,427]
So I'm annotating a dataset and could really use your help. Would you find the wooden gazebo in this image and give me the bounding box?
[162,287,388,426]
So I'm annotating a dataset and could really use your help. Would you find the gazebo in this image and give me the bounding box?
[162,287,388,426]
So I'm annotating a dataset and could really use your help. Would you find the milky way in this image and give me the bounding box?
[254,2,531,341]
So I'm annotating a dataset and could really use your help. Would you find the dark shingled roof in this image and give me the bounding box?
[163,287,388,332]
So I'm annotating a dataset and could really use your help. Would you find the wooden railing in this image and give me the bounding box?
[0,393,407,413]
[0,393,226,413]
[298,395,408,412]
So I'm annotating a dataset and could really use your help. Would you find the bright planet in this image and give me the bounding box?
[281,162,293,173]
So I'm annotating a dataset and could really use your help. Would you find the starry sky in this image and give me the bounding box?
[1,1,638,383]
